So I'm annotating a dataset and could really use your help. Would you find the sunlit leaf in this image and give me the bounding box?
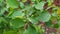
[6,0,19,8]
[35,1,45,11]
[10,10,24,18]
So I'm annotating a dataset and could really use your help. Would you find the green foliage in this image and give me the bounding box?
[10,18,26,28]
[0,0,60,34]
[3,30,18,34]
[39,11,51,22]
[10,10,24,18]
[6,0,19,8]
[35,1,45,11]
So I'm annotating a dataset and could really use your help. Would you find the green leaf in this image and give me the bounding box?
[0,8,5,16]
[26,8,34,17]
[10,18,26,28]
[0,18,2,23]
[45,20,52,27]
[39,11,51,22]
[33,25,45,34]
[22,25,36,34]
[32,0,36,2]
[0,17,8,23]
[53,23,59,28]
[6,0,19,8]
[22,0,27,3]
[0,0,4,2]
[57,20,60,26]
[47,0,53,6]
[3,30,18,34]
[27,25,36,34]
[22,30,29,34]
[10,10,24,18]
[35,1,45,11]
[20,2,25,9]
[27,17,39,24]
